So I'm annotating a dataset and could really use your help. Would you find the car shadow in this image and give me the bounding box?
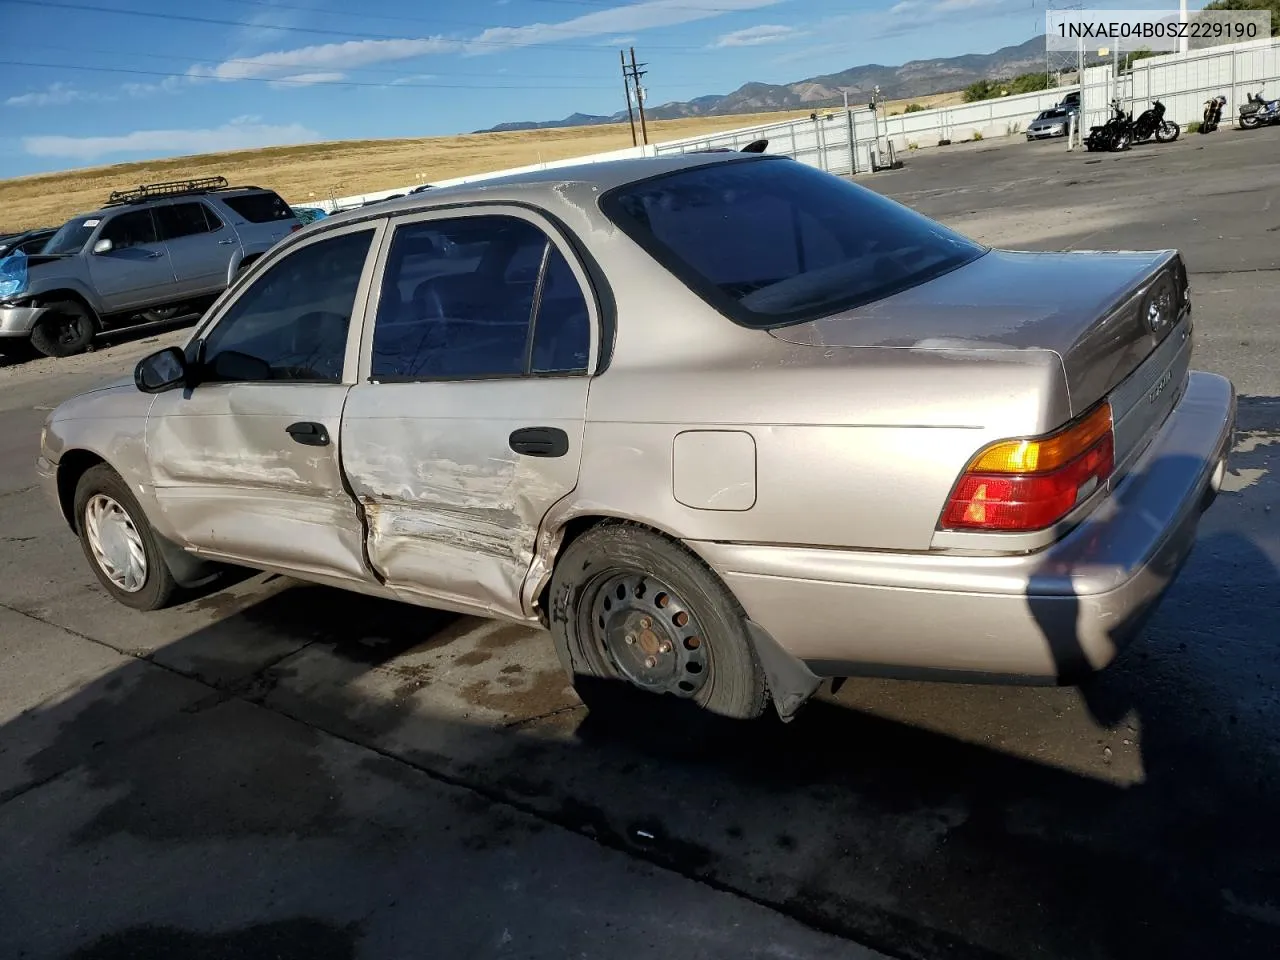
[3,403,1277,960]
[0,311,203,369]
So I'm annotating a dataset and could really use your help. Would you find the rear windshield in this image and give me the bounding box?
[599,158,986,328]
[222,191,295,223]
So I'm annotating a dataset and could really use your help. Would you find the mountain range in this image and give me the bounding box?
[478,35,1054,133]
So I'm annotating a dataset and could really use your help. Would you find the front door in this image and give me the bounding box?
[340,209,597,619]
[145,222,385,586]
[87,208,177,311]
[154,200,238,297]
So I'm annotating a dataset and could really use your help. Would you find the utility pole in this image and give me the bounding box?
[625,47,649,146]
[620,49,637,147]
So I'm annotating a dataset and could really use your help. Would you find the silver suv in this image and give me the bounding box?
[0,177,299,357]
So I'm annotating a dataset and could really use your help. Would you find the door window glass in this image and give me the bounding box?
[370,216,552,380]
[530,247,590,374]
[156,202,215,240]
[100,210,158,249]
[200,229,374,384]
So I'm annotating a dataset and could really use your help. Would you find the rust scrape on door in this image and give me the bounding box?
[347,449,561,619]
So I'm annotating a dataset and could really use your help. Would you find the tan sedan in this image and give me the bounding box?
[37,153,1237,721]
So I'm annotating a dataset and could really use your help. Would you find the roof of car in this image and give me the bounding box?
[74,184,279,220]
[318,152,768,229]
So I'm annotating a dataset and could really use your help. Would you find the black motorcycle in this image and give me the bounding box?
[1084,100,1132,152]
[1201,95,1226,133]
[1131,99,1180,143]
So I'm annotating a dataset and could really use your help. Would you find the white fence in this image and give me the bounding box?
[312,35,1280,211]
[1081,35,1280,132]
[651,86,1079,175]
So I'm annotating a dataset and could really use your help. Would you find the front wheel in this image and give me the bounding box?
[548,523,768,722]
[73,463,179,610]
[1156,120,1180,142]
[30,300,97,357]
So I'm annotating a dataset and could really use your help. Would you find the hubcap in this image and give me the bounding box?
[84,494,147,592]
[586,573,709,698]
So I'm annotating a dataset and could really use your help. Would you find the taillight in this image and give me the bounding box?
[940,401,1115,532]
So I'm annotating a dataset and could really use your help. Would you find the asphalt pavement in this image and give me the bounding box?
[0,125,1277,960]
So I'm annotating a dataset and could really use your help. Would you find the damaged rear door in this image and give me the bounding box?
[145,222,385,585]
[340,208,597,619]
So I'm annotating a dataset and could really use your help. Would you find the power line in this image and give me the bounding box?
[0,59,611,91]
[0,0,715,52]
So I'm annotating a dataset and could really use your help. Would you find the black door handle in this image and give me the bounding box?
[286,421,330,446]
[509,426,569,458]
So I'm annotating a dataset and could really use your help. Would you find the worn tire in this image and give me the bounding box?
[548,522,768,722]
[73,463,179,611]
[30,300,97,358]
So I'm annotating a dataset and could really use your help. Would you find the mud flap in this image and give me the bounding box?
[154,532,224,588]
[744,619,822,722]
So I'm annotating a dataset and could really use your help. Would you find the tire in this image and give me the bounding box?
[1241,114,1260,129]
[29,300,97,358]
[73,463,179,611]
[548,522,768,723]
[1157,120,1180,142]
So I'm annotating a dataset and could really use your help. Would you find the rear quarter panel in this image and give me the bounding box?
[546,214,1070,553]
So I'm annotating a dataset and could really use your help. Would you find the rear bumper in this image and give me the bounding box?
[0,305,48,337]
[690,371,1237,684]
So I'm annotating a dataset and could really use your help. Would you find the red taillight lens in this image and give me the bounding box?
[941,402,1115,532]
[290,224,302,232]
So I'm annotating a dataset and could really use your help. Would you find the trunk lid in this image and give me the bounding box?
[768,248,1186,419]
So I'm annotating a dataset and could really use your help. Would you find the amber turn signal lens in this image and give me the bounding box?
[969,402,1113,475]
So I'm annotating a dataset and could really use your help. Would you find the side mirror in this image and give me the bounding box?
[92,238,113,255]
[134,346,188,393]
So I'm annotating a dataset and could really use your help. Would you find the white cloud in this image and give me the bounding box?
[22,118,321,162]
[192,0,785,80]
[120,77,185,98]
[5,82,111,108]
[712,24,799,47]
[268,71,347,87]
[601,36,638,45]
[389,73,438,85]
[466,0,783,54]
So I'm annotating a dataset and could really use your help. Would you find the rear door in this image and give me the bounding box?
[145,221,385,585]
[340,207,597,619]
[87,208,177,311]
[155,200,238,296]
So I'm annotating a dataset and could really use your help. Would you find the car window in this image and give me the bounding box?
[202,203,224,231]
[156,202,216,241]
[370,215,552,380]
[600,158,987,328]
[42,217,99,255]
[221,191,295,223]
[531,246,591,374]
[199,229,374,384]
[100,210,158,249]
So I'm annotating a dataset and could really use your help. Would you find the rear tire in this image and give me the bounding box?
[30,300,97,357]
[548,523,768,723]
[73,463,179,611]
[1241,114,1260,129]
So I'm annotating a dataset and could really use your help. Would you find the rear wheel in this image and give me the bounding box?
[73,463,179,611]
[548,523,768,723]
[30,300,97,357]
[1241,114,1260,129]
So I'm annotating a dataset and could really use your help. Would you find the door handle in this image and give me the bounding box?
[286,421,330,446]
[217,238,236,245]
[145,251,164,259]
[509,426,569,458]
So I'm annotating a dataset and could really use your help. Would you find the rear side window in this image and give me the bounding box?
[156,202,217,240]
[600,158,987,328]
[222,191,295,223]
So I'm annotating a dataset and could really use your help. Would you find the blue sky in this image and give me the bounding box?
[0,0,1163,178]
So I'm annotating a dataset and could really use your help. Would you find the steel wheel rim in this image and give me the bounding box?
[582,571,710,699]
[84,494,148,592]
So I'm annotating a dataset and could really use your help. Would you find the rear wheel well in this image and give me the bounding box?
[56,450,106,531]
[237,253,262,275]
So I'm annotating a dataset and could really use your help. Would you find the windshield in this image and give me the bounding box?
[600,158,986,328]
[41,216,99,255]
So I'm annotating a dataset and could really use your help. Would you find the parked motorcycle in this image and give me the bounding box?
[1201,95,1227,133]
[1238,87,1280,128]
[1084,100,1133,152]
[1131,99,1180,143]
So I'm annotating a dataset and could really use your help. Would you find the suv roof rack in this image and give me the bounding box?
[104,176,243,206]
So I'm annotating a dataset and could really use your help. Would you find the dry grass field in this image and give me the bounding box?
[0,91,965,231]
